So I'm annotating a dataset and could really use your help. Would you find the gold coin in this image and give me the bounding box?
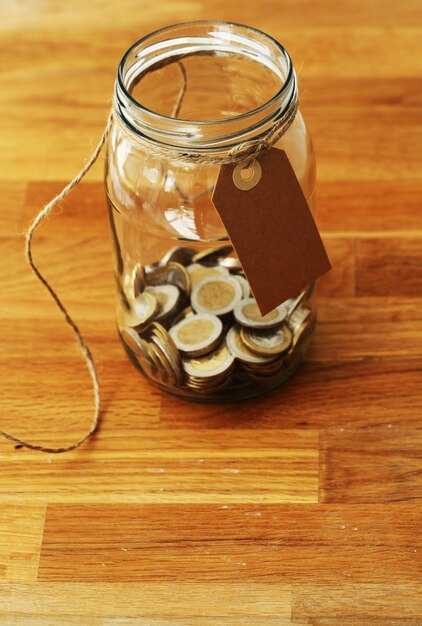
[187,263,229,288]
[160,246,197,267]
[147,262,191,296]
[145,284,180,321]
[191,276,243,316]
[182,340,235,378]
[240,324,292,356]
[132,291,158,326]
[226,325,276,364]
[192,244,234,264]
[234,298,288,329]
[170,313,223,357]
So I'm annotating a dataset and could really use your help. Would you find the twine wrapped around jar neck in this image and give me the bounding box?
[114,58,299,167]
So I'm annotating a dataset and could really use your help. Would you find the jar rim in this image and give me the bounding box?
[116,20,294,128]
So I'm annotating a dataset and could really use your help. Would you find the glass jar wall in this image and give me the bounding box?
[105,22,317,402]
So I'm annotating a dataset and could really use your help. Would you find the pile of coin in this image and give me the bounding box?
[119,244,315,397]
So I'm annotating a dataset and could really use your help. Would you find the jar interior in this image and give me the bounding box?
[130,53,283,122]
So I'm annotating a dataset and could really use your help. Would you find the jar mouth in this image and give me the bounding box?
[114,21,298,150]
[117,20,293,127]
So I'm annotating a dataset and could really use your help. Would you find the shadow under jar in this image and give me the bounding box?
[105,21,317,402]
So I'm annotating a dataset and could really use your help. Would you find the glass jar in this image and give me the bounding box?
[105,21,317,402]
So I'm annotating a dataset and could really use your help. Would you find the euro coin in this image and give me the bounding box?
[234,298,288,329]
[219,255,243,271]
[172,305,195,326]
[147,262,191,296]
[187,263,229,288]
[240,324,292,356]
[132,291,158,326]
[232,274,250,298]
[182,339,235,378]
[160,246,197,267]
[192,244,234,264]
[226,325,276,364]
[145,284,180,321]
[288,306,312,333]
[130,263,146,299]
[170,313,223,357]
[191,276,243,316]
[150,322,182,383]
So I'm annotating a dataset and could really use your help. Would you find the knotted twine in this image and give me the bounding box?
[1,62,298,453]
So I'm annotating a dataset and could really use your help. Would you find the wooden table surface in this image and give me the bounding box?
[1,1,421,624]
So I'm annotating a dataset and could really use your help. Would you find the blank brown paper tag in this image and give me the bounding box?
[212,148,331,315]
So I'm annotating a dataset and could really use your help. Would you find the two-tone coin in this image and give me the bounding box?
[287,306,312,334]
[234,298,288,329]
[232,274,250,298]
[187,263,229,288]
[150,322,183,386]
[145,284,181,323]
[191,276,243,316]
[170,313,223,357]
[147,262,191,297]
[192,244,234,265]
[182,339,235,380]
[172,305,195,326]
[130,263,146,299]
[226,325,277,365]
[240,324,292,357]
[160,246,197,267]
[132,291,158,327]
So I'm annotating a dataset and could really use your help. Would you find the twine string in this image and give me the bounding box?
[1,58,297,453]
[0,111,113,454]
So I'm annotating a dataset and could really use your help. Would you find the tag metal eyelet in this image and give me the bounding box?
[232,160,262,191]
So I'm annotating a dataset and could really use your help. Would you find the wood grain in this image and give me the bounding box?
[0,430,318,504]
[321,428,422,503]
[1,0,421,623]
[0,583,292,618]
[0,506,45,582]
[38,504,422,583]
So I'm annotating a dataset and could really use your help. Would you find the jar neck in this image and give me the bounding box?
[113,21,298,154]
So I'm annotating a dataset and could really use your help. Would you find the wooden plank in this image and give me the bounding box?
[357,238,422,296]
[0,505,45,582]
[2,0,422,30]
[317,180,422,233]
[38,504,422,583]
[317,297,422,323]
[159,356,422,429]
[0,430,318,504]
[320,428,422,503]
[0,182,26,234]
[292,583,422,623]
[0,583,291,618]
[0,618,300,626]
